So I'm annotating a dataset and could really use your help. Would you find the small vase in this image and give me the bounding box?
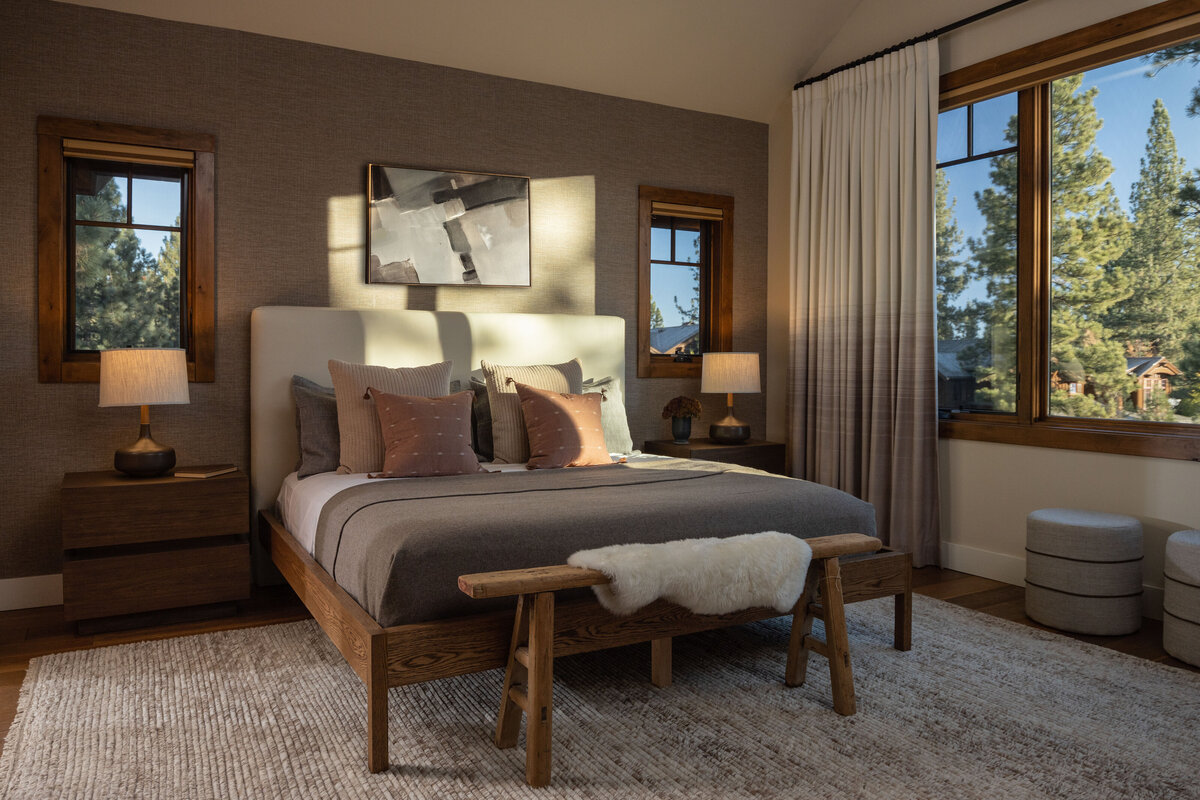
[670,416,692,444]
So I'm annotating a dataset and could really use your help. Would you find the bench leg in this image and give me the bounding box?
[894,552,913,651]
[650,637,672,688]
[525,591,555,787]
[785,568,820,687]
[495,595,529,750]
[787,557,858,716]
[820,557,856,716]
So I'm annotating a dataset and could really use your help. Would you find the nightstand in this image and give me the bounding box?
[642,438,787,475]
[61,468,251,632]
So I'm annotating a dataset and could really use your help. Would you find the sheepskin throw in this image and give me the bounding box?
[567,531,813,616]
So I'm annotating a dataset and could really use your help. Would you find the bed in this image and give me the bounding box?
[250,306,912,773]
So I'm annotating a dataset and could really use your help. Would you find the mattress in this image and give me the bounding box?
[289,457,876,627]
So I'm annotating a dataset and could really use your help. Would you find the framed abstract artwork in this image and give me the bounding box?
[367,164,531,286]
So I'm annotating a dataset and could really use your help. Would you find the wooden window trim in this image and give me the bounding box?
[937,1,1200,461]
[37,116,216,383]
[637,185,733,378]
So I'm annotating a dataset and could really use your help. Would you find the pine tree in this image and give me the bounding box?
[969,74,1133,416]
[1104,99,1197,363]
[1045,76,1132,417]
[935,169,973,340]
[650,299,664,329]
[964,109,1020,411]
[73,175,182,350]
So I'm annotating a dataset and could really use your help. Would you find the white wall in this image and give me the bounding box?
[765,0,1196,615]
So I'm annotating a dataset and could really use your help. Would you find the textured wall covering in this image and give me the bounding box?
[0,0,767,580]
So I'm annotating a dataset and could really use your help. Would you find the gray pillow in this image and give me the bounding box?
[470,376,493,461]
[451,375,493,462]
[291,375,339,478]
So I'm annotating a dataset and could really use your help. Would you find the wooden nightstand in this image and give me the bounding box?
[642,438,787,475]
[61,468,251,632]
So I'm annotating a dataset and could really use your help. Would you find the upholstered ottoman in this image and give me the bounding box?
[1025,508,1143,635]
[1164,530,1200,667]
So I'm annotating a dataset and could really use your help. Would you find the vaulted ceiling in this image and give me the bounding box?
[58,0,1004,122]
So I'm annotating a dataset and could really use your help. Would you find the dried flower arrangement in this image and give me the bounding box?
[661,395,702,420]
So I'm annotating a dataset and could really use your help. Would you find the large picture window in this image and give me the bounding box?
[38,117,215,382]
[937,5,1200,460]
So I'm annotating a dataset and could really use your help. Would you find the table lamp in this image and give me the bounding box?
[701,352,760,444]
[99,348,190,477]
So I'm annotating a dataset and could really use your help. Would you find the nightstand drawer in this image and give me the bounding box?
[62,471,249,548]
[63,539,250,621]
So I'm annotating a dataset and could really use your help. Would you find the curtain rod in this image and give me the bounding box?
[793,0,1033,91]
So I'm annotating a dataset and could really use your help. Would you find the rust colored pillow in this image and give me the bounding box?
[515,382,612,469]
[368,388,485,478]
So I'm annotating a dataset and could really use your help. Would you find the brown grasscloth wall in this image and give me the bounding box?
[0,0,767,581]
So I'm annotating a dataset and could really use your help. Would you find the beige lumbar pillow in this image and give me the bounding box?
[480,358,583,463]
[328,359,452,473]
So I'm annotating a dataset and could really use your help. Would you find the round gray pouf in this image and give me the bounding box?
[1025,508,1143,635]
[1164,529,1200,667]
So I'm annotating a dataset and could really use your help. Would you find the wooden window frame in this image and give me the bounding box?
[637,185,733,378]
[937,0,1200,461]
[37,117,216,383]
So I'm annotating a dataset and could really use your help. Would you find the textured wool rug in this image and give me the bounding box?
[2,595,1198,799]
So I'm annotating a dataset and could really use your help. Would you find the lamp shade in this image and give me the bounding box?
[701,352,760,394]
[99,348,190,407]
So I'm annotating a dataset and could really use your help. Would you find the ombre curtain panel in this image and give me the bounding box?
[789,40,941,567]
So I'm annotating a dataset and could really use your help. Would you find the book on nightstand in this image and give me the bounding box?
[173,464,238,479]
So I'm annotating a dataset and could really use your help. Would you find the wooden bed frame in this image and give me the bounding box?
[262,510,912,773]
[251,307,913,774]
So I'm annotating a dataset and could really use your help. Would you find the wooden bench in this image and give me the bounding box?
[458,532,886,787]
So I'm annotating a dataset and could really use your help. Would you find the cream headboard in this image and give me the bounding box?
[249,306,627,516]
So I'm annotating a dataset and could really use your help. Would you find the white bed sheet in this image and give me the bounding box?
[276,455,660,554]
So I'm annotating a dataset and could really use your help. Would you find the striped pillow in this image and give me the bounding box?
[515,383,611,469]
[368,389,483,478]
[481,358,583,463]
[328,359,452,473]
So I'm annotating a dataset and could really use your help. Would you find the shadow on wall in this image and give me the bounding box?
[325,176,597,315]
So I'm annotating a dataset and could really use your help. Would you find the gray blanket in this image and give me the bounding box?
[312,458,875,627]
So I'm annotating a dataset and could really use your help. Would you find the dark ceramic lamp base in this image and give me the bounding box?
[115,423,176,478]
[709,410,750,444]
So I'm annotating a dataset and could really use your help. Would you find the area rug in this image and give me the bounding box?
[1,595,1197,799]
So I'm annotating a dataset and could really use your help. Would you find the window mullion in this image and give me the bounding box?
[1016,84,1049,425]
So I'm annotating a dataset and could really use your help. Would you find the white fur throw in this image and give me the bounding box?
[567,531,813,616]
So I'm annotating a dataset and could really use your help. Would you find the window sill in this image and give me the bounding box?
[940,417,1200,461]
[637,355,703,379]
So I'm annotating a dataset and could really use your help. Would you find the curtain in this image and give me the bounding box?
[789,40,941,567]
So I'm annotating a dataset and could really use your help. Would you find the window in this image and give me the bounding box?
[936,7,1200,460]
[637,186,732,378]
[38,117,215,382]
[936,92,1019,414]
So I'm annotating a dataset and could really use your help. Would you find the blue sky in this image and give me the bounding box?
[939,44,1200,298]
[95,173,182,258]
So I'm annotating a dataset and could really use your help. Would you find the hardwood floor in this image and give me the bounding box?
[0,569,1195,757]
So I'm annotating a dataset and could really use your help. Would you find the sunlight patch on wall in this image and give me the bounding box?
[326,175,596,314]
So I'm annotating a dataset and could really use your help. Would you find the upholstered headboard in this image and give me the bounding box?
[249,306,627,516]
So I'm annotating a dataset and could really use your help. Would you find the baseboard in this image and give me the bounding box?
[0,573,63,611]
[941,542,1026,586]
[940,542,1165,620]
